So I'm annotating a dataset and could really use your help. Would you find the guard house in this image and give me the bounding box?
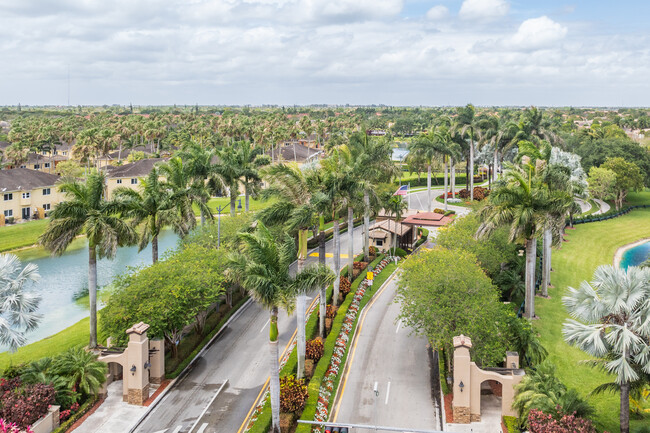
[368,219,414,252]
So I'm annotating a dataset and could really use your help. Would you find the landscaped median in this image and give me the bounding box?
[243,253,399,433]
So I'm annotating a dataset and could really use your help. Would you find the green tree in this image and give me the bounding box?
[53,347,107,398]
[396,247,509,369]
[54,160,85,179]
[587,166,617,202]
[601,157,644,210]
[40,172,136,348]
[226,222,334,432]
[563,265,650,433]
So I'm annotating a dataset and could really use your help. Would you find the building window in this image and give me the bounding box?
[131,178,138,185]
[42,151,47,155]
[3,193,12,201]
[20,165,26,169]
[33,164,40,169]
[44,162,51,168]
[43,188,51,196]
[62,151,68,156]
[376,239,384,246]
[3,210,12,217]
[116,179,122,184]
[22,192,30,199]
[43,204,50,211]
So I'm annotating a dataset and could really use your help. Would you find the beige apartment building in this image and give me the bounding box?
[104,158,165,199]
[0,168,63,224]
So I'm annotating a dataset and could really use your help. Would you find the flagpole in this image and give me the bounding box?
[407,183,410,210]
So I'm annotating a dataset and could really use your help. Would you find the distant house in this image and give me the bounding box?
[104,158,166,198]
[0,168,62,224]
[368,219,414,252]
[268,143,322,165]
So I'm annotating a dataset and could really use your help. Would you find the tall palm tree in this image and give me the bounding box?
[563,265,650,433]
[0,254,41,351]
[226,222,334,432]
[476,165,569,319]
[40,172,136,348]
[176,142,218,225]
[458,104,477,200]
[410,128,442,212]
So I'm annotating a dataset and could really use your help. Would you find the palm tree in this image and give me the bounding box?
[53,347,107,397]
[175,142,217,225]
[0,254,41,351]
[477,165,569,319]
[40,172,136,348]
[410,128,441,212]
[563,265,650,433]
[384,195,407,256]
[226,222,334,432]
[458,104,477,200]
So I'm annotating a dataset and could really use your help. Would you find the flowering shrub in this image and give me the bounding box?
[279,375,309,413]
[325,305,337,319]
[457,187,490,201]
[368,246,377,256]
[59,402,80,422]
[352,261,367,270]
[0,382,56,429]
[339,277,351,297]
[305,338,324,362]
[0,418,31,433]
[458,188,470,199]
[437,192,457,199]
[527,408,602,433]
[433,208,445,214]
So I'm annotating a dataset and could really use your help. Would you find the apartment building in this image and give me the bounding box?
[0,168,62,224]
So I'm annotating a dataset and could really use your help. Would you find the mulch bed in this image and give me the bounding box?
[67,397,105,432]
[444,392,453,423]
[145,379,171,406]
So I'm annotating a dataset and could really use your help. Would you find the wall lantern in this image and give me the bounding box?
[144,361,151,370]
[518,249,525,257]
[459,381,465,392]
[130,365,137,375]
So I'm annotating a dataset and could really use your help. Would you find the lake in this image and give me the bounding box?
[620,240,650,269]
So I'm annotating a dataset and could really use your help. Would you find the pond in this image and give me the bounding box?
[5,230,180,352]
[620,240,650,269]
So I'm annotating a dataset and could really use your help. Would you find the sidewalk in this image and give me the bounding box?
[445,394,503,433]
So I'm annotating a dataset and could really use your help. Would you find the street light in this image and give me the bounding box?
[215,204,228,248]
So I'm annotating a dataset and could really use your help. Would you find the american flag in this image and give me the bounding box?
[393,185,408,196]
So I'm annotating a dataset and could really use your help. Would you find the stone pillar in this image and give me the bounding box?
[502,370,526,417]
[452,335,472,423]
[125,322,150,405]
[149,339,165,384]
[505,351,519,369]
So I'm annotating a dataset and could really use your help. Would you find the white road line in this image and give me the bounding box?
[260,319,270,333]
[171,427,182,433]
[385,381,391,405]
[395,319,402,334]
[196,423,208,433]
[188,380,229,433]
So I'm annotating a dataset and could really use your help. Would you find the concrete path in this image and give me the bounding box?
[446,394,503,433]
[593,198,611,215]
[407,189,472,216]
[575,198,591,214]
[330,275,440,432]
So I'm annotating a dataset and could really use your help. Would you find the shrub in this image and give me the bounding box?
[458,188,470,199]
[352,261,367,270]
[503,416,520,433]
[0,382,56,429]
[0,419,28,433]
[433,208,445,214]
[305,338,324,362]
[339,277,351,297]
[444,210,456,216]
[527,408,600,433]
[473,186,489,201]
[369,246,377,256]
[325,304,337,319]
[279,375,308,413]
[1,365,25,379]
[393,248,408,258]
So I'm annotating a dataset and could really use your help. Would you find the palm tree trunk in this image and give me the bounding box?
[469,137,474,201]
[427,164,432,212]
[525,238,537,319]
[269,307,281,433]
[245,184,250,212]
[88,245,98,348]
[333,218,341,307]
[443,157,448,212]
[493,148,499,184]
[621,381,630,433]
[296,248,306,379]
[318,218,327,338]
[450,158,455,195]
[363,192,370,262]
[541,228,551,297]
[348,206,354,276]
[152,234,159,264]
[230,189,236,217]
[200,197,206,226]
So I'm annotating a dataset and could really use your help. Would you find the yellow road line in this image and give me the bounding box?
[331,272,398,422]
[308,253,349,258]
[236,295,320,433]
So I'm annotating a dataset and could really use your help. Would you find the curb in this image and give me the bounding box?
[127,298,254,433]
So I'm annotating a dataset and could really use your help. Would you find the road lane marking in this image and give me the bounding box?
[308,253,349,258]
[236,294,321,433]
[188,380,229,433]
[171,427,182,433]
[331,270,399,422]
[260,319,270,333]
[385,381,391,405]
[396,319,402,334]
[196,423,208,433]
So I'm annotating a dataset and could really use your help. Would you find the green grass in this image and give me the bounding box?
[0,219,50,252]
[397,172,468,188]
[0,316,102,372]
[534,207,650,433]
[195,196,275,215]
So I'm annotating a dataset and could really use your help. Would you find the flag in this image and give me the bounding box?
[393,185,408,196]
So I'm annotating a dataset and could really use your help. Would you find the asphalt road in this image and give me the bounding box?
[331,274,440,432]
[134,225,366,433]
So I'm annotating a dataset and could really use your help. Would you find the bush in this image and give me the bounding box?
[352,261,367,270]
[369,246,377,256]
[458,188,470,199]
[0,419,24,433]
[393,248,408,258]
[473,186,490,201]
[305,338,324,362]
[325,304,337,319]
[433,208,445,214]
[0,382,56,429]
[279,375,308,413]
[503,416,520,433]
[1,365,25,379]
[527,408,599,433]
[444,210,456,216]
[339,276,351,297]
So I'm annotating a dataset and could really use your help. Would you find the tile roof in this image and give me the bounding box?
[369,219,412,236]
[401,211,453,227]
[0,168,60,192]
[105,158,165,178]
[268,143,321,163]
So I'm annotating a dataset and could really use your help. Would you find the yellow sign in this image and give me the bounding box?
[367,271,374,280]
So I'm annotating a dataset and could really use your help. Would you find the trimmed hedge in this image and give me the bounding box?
[52,395,99,433]
[502,415,520,433]
[438,351,450,396]
[570,204,650,225]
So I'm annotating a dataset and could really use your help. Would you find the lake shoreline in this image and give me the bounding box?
[613,237,650,267]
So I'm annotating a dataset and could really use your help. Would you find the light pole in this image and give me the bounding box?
[216,204,228,248]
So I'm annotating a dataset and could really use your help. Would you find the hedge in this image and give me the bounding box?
[569,204,650,225]
[52,395,99,433]
[502,415,520,433]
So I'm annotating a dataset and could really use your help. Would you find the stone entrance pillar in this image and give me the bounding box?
[125,322,150,405]
[452,335,472,423]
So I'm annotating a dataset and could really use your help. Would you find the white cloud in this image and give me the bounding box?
[459,0,509,21]
[426,5,449,21]
[510,16,568,50]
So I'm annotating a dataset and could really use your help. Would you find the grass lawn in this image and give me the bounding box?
[0,316,102,372]
[193,196,275,215]
[535,204,650,432]
[0,219,50,252]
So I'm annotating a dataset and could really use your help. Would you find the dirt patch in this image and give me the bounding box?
[144,379,171,406]
[444,392,453,423]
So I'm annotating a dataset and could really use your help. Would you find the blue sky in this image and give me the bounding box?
[0,0,648,106]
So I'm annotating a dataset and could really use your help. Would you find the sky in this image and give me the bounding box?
[0,0,649,107]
